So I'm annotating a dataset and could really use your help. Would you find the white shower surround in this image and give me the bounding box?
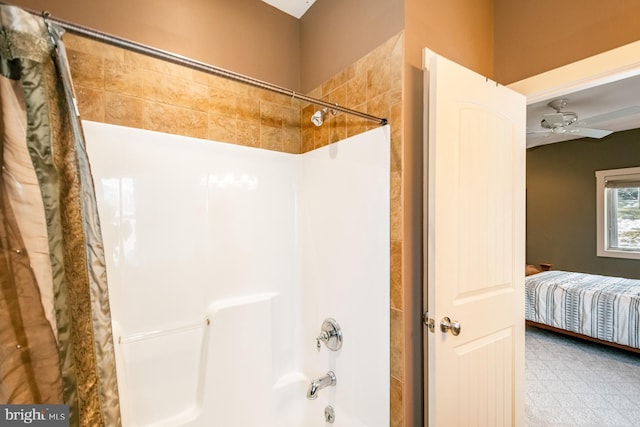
[83,121,390,427]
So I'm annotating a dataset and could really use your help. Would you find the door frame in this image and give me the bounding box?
[508,40,640,103]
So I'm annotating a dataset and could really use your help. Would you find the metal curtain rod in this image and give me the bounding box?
[31,9,388,126]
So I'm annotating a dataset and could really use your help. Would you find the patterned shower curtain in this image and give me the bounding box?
[0,5,121,426]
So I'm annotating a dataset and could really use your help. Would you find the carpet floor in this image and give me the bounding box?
[526,325,640,426]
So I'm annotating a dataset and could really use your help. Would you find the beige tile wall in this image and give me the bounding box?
[66,30,406,427]
[65,33,302,154]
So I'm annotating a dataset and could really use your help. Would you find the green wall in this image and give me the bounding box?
[526,128,640,279]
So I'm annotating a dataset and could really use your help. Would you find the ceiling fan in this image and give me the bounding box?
[528,98,640,139]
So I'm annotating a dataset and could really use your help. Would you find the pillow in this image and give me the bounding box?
[525,264,541,276]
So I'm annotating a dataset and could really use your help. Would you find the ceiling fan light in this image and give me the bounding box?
[552,125,566,134]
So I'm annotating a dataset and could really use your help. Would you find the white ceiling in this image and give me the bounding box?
[261,0,316,18]
[526,73,640,148]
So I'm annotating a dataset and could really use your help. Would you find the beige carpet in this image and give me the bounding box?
[525,325,640,426]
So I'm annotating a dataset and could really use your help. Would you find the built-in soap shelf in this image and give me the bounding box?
[118,318,210,344]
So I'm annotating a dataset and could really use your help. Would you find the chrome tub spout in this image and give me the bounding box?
[307,371,337,400]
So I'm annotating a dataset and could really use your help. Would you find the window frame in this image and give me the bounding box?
[595,166,640,260]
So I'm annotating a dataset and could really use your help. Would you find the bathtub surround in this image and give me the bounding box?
[65,30,405,424]
[85,121,390,425]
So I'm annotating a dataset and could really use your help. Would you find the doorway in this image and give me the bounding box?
[511,40,640,427]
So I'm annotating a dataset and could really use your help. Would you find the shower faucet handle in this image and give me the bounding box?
[315,318,342,352]
[315,330,331,351]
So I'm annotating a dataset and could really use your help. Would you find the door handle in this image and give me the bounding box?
[440,316,461,336]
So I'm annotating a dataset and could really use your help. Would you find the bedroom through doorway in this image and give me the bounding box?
[514,41,640,427]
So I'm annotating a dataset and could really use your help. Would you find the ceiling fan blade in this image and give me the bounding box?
[526,130,552,138]
[576,106,640,126]
[567,127,613,139]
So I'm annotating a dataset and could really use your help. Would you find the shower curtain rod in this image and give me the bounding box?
[30,9,388,126]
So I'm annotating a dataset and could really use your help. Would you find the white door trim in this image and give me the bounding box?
[508,40,640,104]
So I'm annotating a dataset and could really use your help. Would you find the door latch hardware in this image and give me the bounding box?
[422,312,435,333]
[440,316,461,336]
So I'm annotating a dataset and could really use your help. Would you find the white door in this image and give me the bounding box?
[423,49,526,426]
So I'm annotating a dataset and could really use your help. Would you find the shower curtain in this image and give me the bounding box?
[0,5,121,426]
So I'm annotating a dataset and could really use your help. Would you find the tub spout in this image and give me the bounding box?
[306,371,336,400]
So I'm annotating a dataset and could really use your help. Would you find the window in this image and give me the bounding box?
[596,167,640,259]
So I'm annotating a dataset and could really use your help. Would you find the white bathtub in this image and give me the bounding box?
[85,121,390,427]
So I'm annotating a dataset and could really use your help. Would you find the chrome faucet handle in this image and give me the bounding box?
[315,318,342,352]
[316,331,329,352]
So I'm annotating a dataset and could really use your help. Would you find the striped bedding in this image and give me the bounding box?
[525,270,640,349]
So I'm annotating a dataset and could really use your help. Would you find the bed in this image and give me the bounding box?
[525,269,640,353]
